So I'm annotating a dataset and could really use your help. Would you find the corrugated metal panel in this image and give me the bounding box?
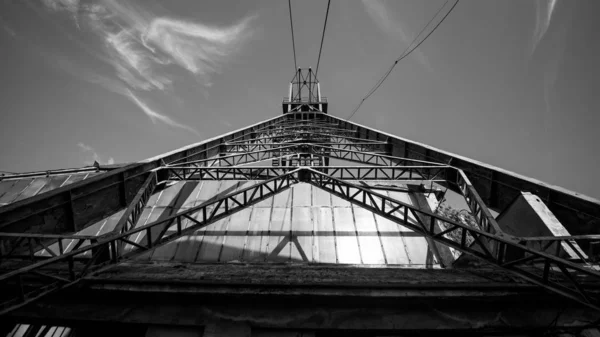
[333,207,362,264]
[0,178,33,206]
[59,179,443,267]
[0,172,100,207]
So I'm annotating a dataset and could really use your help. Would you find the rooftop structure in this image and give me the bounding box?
[1,70,600,337]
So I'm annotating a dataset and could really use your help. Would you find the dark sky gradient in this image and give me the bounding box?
[0,0,599,199]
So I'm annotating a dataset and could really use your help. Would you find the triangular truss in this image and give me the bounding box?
[1,111,599,315]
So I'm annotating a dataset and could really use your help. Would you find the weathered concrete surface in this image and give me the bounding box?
[7,259,598,334]
[87,261,528,289]
[8,290,597,332]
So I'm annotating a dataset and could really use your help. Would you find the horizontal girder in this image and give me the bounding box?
[2,168,600,314]
[163,165,449,181]
[2,111,600,317]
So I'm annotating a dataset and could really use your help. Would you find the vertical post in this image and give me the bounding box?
[318,82,322,111]
[288,83,293,112]
[297,68,301,102]
[308,68,312,104]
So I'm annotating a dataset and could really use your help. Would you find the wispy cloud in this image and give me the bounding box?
[361,0,433,72]
[39,0,256,131]
[142,16,255,86]
[531,0,558,56]
[2,23,16,38]
[125,90,201,136]
[42,0,255,91]
[77,142,115,165]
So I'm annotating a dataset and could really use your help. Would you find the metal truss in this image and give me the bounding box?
[254,127,357,138]
[223,142,388,153]
[0,170,299,315]
[0,172,158,262]
[303,168,600,310]
[2,167,598,313]
[225,133,386,145]
[308,144,444,166]
[163,165,448,181]
[0,166,113,181]
[178,146,297,167]
[455,168,504,236]
[173,145,441,169]
[2,113,600,317]
[518,235,599,265]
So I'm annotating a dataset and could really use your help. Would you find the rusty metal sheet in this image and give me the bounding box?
[195,180,221,202]
[169,181,202,210]
[242,207,270,262]
[178,181,203,209]
[352,205,385,264]
[61,172,90,187]
[313,207,336,263]
[143,182,201,257]
[255,183,274,208]
[13,177,49,202]
[0,180,19,200]
[385,190,438,266]
[155,182,185,207]
[36,175,70,195]
[130,198,167,250]
[151,239,179,261]
[293,183,312,207]
[172,234,203,262]
[80,179,444,267]
[331,192,351,208]
[291,207,313,262]
[217,180,242,196]
[219,207,252,262]
[195,217,229,262]
[273,188,292,208]
[333,208,361,264]
[312,185,331,207]
[0,178,33,205]
[385,190,421,231]
[374,214,410,265]
[265,208,292,262]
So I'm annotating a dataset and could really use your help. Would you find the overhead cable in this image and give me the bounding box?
[315,0,331,78]
[288,0,298,71]
[347,0,460,121]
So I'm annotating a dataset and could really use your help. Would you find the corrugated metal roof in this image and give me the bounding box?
[45,179,444,267]
[0,172,104,207]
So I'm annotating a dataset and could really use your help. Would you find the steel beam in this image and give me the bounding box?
[305,168,600,310]
[0,115,292,236]
[225,133,386,145]
[162,166,448,181]
[324,114,600,237]
[0,170,300,315]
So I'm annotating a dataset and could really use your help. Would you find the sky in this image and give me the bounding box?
[0,0,599,199]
